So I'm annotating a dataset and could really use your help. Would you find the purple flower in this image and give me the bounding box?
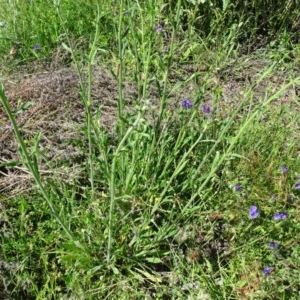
[233,183,242,191]
[181,99,193,108]
[279,166,289,173]
[263,266,273,275]
[33,44,40,51]
[156,24,163,32]
[270,194,277,200]
[249,205,259,219]
[269,242,279,249]
[202,104,211,114]
[294,182,300,190]
[274,212,288,220]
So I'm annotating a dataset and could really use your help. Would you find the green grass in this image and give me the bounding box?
[1,0,300,299]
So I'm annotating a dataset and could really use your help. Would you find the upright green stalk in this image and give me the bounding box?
[55,2,102,201]
[117,0,125,125]
[156,0,182,131]
[85,4,101,201]
[107,113,142,263]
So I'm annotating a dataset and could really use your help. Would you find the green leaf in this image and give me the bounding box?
[135,268,162,283]
[144,257,163,264]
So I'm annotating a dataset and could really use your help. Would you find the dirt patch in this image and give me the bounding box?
[0,66,138,195]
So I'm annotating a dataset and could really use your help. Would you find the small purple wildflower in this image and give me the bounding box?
[274,212,288,220]
[269,242,279,249]
[233,183,242,191]
[270,194,277,200]
[203,104,211,114]
[294,182,300,190]
[33,44,40,51]
[124,11,129,16]
[263,266,273,275]
[279,166,289,173]
[156,24,163,32]
[181,99,193,108]
[249,205,259,219]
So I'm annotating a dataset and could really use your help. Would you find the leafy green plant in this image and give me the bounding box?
[1,0,300,298]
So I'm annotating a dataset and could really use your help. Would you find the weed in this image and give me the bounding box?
[0,0,300,299]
